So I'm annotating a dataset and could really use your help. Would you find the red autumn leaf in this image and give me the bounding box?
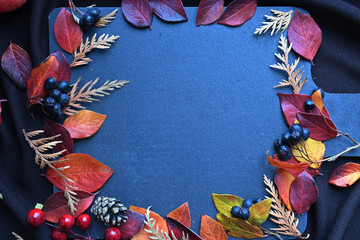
[166,217,202,240]
[50,50,71,83]
[54,7,83,54]
[1,42,31,90]
[45,153,113,193]
[217,0,257,27]
[43,190,95,223]
[274,168,295,211]
[149,0,187,22]
[277,93,330,126]
[122,0,153,28]
[289,171,318,214]
[63,110,107,139]
[0,99,7,125]
[328,162,360,187]
[196,0,224,26]
[297,112,337,141]
[267,153,310,170]
[118,210,146,240]
[200,215,228,240]
[43,118,73,156]
[288,10,322,63]
[167,202,191,228]
[27,55,59,106]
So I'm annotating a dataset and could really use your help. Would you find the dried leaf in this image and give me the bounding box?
[166,217,202,240]
[289,171,318,214]
[45,153,113,193]
[200,215,228,240]
[274,168,295,211]
[212,193,243,217]
[288,10,322,63]
[297,112,337,141]
[328,162,360,187]
[54,7,83,53]
[311,89,324,113]
[217,0,257,27]
[50,50,71,83]
[149,0,188,22]
[1,42,31,90]
[254,9,293,35]
[95,9,118,27]
[266,153,310,170]
[291,138,325,169]
[43,118,73,156]
[118,210,146,240]
[63,110,107,139]
[167,202,191,228]
[248,198,271,226]
[122,0,153,28]
[196,0,224,26]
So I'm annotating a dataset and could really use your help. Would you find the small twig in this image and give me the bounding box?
[260,226,283,240]
[318,143,360,162]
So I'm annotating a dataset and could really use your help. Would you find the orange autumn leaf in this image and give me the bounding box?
[130,206,168,240]
[328,162,360,187]
[167,202,191,228]
[200,215,228,240]
[274,168,295,211]
[63,110,107,139]
[266,152,309,170]
[311,89,324,113]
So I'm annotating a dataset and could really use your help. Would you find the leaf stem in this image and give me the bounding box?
[318,143,360,162]
[260,226,283,240]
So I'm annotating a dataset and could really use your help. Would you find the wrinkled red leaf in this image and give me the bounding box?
[288,10,322,63]
[166,217,203,240]
[289,171,318,214]
[43,118,73,156]
[122,0,153,28]
[27,55,59,106]
[196,0,224,26]
[167,202,191,228]
[50,50,71,83]
[1,42,31,90]
[54,7,83,53]
[217,0,257,27]
[0,99,7,125]
[43,191,95,223]
[297,112,337,141]
[118,210,146,240]
[328,162,360,187]
[274,168,295,211]
[277,93,330,126]
[149,0,187,22]
[267,153,310,170]
[45,153,113,193]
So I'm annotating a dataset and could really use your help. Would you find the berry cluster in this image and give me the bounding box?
[230,197,263,220]
[304,87,325,110]
[274,123,310,161]
[79,8,101,31]
[42,77,70,122]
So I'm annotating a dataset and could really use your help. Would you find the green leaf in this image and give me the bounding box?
[249,199,272,226]
[212,193,243,217]
[216,213,264,239]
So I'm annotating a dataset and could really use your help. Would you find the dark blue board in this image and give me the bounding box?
[49,6,360,239]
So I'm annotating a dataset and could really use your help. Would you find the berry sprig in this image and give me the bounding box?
[230,197,264,220]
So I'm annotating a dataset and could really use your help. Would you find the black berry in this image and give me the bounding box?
[278,145,291,161]
[312,87,325,99]
[49,89,62,102]
[304,99,315,110]
[253,197,264,204]
[289,123,303,135]
[80,12,95,31]
[274,138,282,151]
[281,132,292,146]
[53,110,65,122]
[52,103,62,113]
[43,77,58,90]
[231,206,241,218]
[57,81,70,93]
[290,131,302,144]
[238,208,250,220]
[87,8,101,21]
[59,93,70,107]
[242,199,253,208]
[43,97,56,109]
[303,128,310,141]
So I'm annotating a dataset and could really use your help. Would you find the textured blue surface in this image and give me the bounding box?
[49,6,360,239]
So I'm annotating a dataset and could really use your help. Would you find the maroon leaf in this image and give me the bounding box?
[297,112,337,141]
[1,42,31,90]
[288,10,322,63]
[289,171,318,214]
[43,118,73,156]
[0,99,7,125]
[196,0,224,26]
[217,0,257,27]
[54,7,83,54]
[149,0,187,22]
[118,210,146,239]
[166,217,203,240]
[50,50,71,83]
[277,93,330,126]
[122,0,153,28]
[43,191,95,223]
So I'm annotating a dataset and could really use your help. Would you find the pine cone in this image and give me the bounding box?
[91,196,128,226]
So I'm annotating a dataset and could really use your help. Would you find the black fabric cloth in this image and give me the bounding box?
[0,0,359,239]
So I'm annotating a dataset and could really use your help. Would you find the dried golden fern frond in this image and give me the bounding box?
[95,9,118,27]
[64,77,130,115]
[263,175,309,239]
[254,10,293,35]
[23,129,79,214]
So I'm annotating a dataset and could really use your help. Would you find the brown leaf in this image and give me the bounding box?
[196,0,224,26]
[217,0,257,27]
[200,215,228,240]
[328,162,360,187]
[167,202,191,228]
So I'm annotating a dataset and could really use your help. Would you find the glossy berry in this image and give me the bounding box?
[281,132,292,146]
[278,145,291,161]
[59,93,70,107]
[105,227,121,240]
[59,214,75,230]
[238,208,250,220]
[52,103,62,113]
[242,199,253,208]
[312,87,325,99]
[52,228,67,240]
[274,138,282,151]
[57,81,70,93]
[53,110,65,122]
[43,97,56,109]
[87,8,101,21]
[289,123,303,135]
[26,209,45,227]
[290,131,302,144]
[44,77,58,90]
[49,89,62,102]
[304,99,315,110]
[231,206,241,218]
[77,214,92,230]
[253,197,264,203]
[303,128,310,141]
[80,12,95,31]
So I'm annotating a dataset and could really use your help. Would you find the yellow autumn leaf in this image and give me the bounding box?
[291,138,325,169]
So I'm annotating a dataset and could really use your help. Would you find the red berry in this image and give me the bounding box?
[52,228,67,240]
[76,213,92,230]
[105,227,121,240]
[26,209,45,227]
[58,214,75,230]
